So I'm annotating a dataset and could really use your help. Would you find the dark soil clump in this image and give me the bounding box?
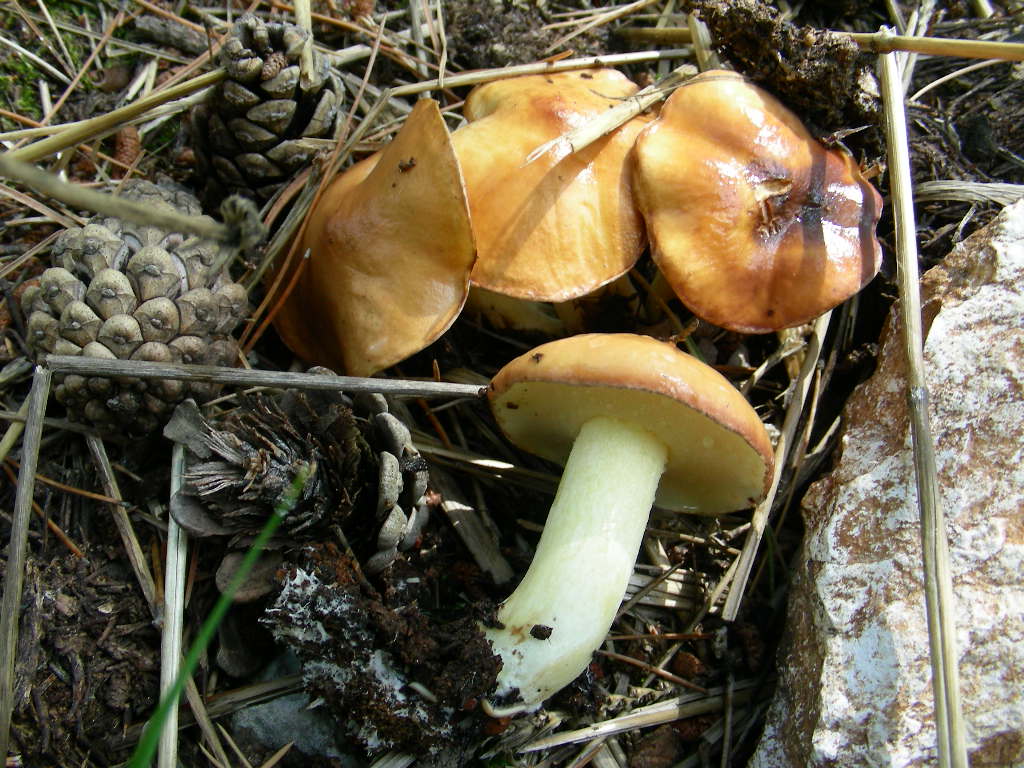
[7,546,159,766]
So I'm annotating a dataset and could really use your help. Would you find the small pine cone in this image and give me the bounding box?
[167,373,430,564]
[22,179,248,435]
[190,14,343,202]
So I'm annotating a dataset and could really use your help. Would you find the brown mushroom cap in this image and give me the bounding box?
[273,98,475,376]
[452,69,651,302]
[488,333,773,514]
[632,70,883,333]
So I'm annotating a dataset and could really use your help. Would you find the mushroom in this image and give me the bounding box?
[484,333,773,715]
[631,70,883,332]
[273,98,475,376]
[451,69,652,330]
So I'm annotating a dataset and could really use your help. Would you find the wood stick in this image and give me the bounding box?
[44,355,487,399]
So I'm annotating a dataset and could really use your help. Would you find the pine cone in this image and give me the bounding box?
[190,14,343,201]
[167,374,431,571]
[21,179,248,435]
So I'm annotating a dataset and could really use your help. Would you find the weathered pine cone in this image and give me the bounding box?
[190,14,343,201]
[168,373,431,575]
[21,179,248,435]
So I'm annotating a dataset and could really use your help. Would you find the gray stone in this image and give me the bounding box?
[753,201,1024,767]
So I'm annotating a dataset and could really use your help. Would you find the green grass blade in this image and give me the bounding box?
[128,464,312,768]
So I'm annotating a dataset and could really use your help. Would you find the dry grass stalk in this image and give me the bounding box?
[0,153,262,255]
[722,310,832,621]
[44,354,487,399]
[914,180,1024,205]
[616,26,1024,61]
[850,31,1024,60]
[0,366,51,761]
[686,12,720,71]
[158,444,191,768]
[0,462,83,558]
[5,70,224,162]
[521,680,759,753]
[596,649,708,694]
[543,0,661,54]
[389,48,691,98]
[878,44,968,768]
[86,435,160,617]
[524,63,697,165]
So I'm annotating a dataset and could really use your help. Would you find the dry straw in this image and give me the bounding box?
[879,35,968,768]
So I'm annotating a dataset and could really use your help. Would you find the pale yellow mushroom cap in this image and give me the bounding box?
[488,333,774,514]
[452,69,651,302]
[632,70,883,333]
[274,99,476,376]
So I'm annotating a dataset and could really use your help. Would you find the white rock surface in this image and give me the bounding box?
[752,201,1024,767]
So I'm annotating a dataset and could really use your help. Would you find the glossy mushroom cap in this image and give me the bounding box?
[488,333,773,513]
[452,70,651,302]
[273,99,475,376]
[632,70,883,333]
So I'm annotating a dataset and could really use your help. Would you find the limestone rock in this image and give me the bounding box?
[752,201,1024,767]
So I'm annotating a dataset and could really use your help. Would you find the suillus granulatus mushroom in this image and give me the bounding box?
[631,70,883,332]
[273,98,475,376]
[483,333,773,715]
[451,70,652,333]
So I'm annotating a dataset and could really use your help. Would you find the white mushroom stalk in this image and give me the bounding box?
[483,415,667,717]
[484,333,774,718]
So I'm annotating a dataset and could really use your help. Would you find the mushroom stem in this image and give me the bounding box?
[483,415,667,716]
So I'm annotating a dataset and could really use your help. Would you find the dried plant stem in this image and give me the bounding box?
[369,752,415,768]
[120,675,304,743]
[0,366,51,761]
[879,47,967,768]
[0,398,29,465]
[0,462,83,558]
[850,31,1024,60]
[0,154,234,244]
[34,8,125,132]
[158,445,190,768]
[87,435,161,618]
[722,310,832,621]
[687,12,720,71]
[388,48,691,98]
[0,31,71,83]
[617,26,693,45]
[291,0,318,90]
[44,355,487,399]
[5,69,224,163]
[521,680,759,752]
[914,180,1024,205]
[596,650,708,694]
[525,62,697,164]
[544,0,661,54]
[616,26,1024,60]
